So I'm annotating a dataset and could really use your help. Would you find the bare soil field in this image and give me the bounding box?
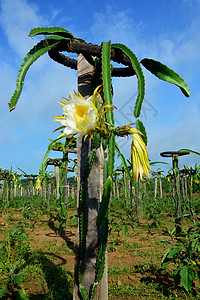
[0,209,200,300]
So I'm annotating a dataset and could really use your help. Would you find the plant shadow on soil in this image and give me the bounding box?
[47,218,76,253]
[0,216,76,299]
[136,264,198,298]
[26,251,73,299]
[0,250,73,300]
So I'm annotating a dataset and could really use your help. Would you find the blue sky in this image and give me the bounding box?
[1,0,200,177]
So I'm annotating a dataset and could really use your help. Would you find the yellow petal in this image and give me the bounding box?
[74,90,86,101]
[92,85,102,105]
[84,132,90,140]
[58,101,67,106]
[52,116,66,119]
[131,131,151,181]
[61,97,69,103]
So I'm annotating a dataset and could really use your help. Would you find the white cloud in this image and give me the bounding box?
[0,0,79,174]
[1,0,200,175]
[88,3,200,173]
[0,0,44,57]
[90,5,136,45]
[3,62,77,137]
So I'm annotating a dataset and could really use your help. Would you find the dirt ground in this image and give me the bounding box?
[0,211,200,300]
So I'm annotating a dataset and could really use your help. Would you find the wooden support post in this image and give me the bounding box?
[136,180,142,219]
[71,184,75,200]
[154,174,157,201]
[112,180,116,198]
[159,176,163,199]
[115,176,119,199]
[128,179,131,199]
[73,54,107,300]
[42,180,47,205]
[14,183,17,198]
[29,177,33,207]
[7,180,10,206]
[55,165,60,203]
[47,179,51,207]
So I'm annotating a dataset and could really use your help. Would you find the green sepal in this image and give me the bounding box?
[136,119,147,145]
[141,58,191,97]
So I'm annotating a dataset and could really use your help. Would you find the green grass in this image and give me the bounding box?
[0,193,200,299]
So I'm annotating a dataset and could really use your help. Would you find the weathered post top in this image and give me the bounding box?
[160,150,190,170]
[46,158,62,166]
